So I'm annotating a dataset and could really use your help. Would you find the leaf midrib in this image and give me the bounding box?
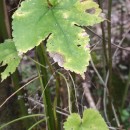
[50,9,73,53]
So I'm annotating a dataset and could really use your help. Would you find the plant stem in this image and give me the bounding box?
[57,72,72,114]
[98,0,108,66]
[107,0,118,123]
[11,71,34,129]
[70,72,77,113]
[28,118,47,130]
[107,0,112,88]
[40,42,61,130]
[36,44,55,130]
[0,114,45,129]
[0,0,10,39]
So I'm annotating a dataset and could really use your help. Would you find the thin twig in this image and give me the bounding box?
[28,97,69,117]
[82,82,96,109]
[0,76,40,108]
[86,27,130,52]
[112,28,130,59]
[90,56,110,124]
[68,72,80,114]
[111,102,121,127]
[90,57,106,87]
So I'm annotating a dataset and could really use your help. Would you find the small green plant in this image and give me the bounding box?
[0,0,107,129]
[64,109,109,130]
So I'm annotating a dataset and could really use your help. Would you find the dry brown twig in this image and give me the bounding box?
[82,82,96,109]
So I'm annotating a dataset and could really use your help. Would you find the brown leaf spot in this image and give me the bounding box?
[49,52,65,67]
[86,8,95,14]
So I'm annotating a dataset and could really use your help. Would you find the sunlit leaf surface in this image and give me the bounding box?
[12,0,103,76]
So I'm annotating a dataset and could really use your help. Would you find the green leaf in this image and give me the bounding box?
[0,40,21,81]
[64,109,109,130]
[12,0,103,76]
[63,113,81,130]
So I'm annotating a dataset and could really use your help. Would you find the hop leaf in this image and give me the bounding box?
[12,0,103,77]
[0,40,21,81]
[64,109,109,130]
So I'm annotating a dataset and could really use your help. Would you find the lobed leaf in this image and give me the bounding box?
[12,0,103,77]
[64,109,109,130]
[0,40,21,81]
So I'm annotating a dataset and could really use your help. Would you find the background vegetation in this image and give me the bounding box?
[0,0,130,130]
